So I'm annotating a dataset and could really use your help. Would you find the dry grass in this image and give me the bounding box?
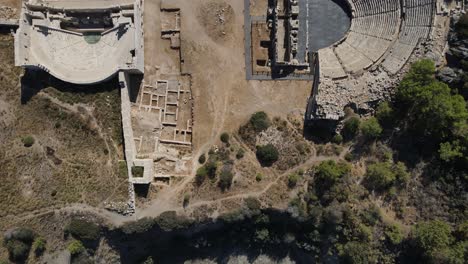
[0,35,127,218]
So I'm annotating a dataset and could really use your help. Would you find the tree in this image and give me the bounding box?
[360,117,382,139]
[455,13,468,38]
[413,220,453,259]
[220,132,230,143]
[5,240,30,261]
[218,169,234,191]
[205,161,218,179]
[376,101,394,126]
[342,116,361,140]
[315,160,350,188]
[195,166,207,186]
[341,241,377,264]
[198,154,206,164]
[385,224,404,245]
[65,219,100,241]
[288,173,300,188]
[364,162,396,190]
[256,144,279,167]
[249,111,271,132]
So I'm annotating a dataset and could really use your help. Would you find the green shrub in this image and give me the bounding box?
[413,220,453,257]
[256,144,279,167]
[131,166,144,178]
[21,136,35,147]
[341,241,377,264]
[118,160,128,178]
[376,101,394,126]
[195,166,207,186]
[288,173,300,188]
[364,162,409,190]
[220,132,230,143]
[205,161,218,179]
[385,224,404,245]
[65,219,100,241]
[342,116,361,140]
[183,194,190,208]
[455,13,468,38]
[315,160,351,188]
[255,173,263,182]
[33,237,46,255]
[250,111,271,132]
[236,148,245,159]
[121,217,155,234]
[331,134,343,144]
[155,211,192,231]
[360,117,383,139]
[218,169,234,191]
[67,240,85,256]
[198,154,206,164]
[344,152,354,162]
[5,240,30,261]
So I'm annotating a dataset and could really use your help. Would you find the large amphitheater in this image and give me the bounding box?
[307,0,448,121]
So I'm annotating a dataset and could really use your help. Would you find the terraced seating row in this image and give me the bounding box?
[351,0,400,17]
[382,1,434,74]
[350,11,400,40]
[319,0,435,78]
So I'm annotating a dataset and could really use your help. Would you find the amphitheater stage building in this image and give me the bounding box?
[14,0,144,85]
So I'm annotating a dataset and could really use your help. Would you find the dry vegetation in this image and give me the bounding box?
[0,35,127,219]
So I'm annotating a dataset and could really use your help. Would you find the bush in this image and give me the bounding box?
[455,13,468,38]
[183,194,190,208]
[131,166,144,178]
[364,162,396,190]
[67,240,85,256]
[376,101,394,126]
[118,160,128,178]
[250,111,271,132]
[360,117,383,139]
[364,162,409,190]
[341,241,377,264]
[288,173,300,188]
[220,132,230,143]
[5,240,30,261]
[33,237,46,255]
[256,144,279,167]
[413,220,453,258]
[331,134,343,144]
[218,169,234,191]
[236,148,245,159]
[155,211,192,231]
[198,154,206,164]
[21,136,35,147]
[195,167,207,186]
[255,173,263,182]
[385,224,404,245]
[205,161,218,179]
[342,116,361,140]
[315,160,351,188]
[121,217,155,234]
[65,219,100,241]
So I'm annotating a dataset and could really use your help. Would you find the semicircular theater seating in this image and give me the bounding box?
[29,25,135,84]
[318,0,435,79]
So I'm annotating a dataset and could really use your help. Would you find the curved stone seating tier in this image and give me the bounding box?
[29,25,135,84]
[319,0,435,78]
[351,0,400,17]
[318,48,346,79]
